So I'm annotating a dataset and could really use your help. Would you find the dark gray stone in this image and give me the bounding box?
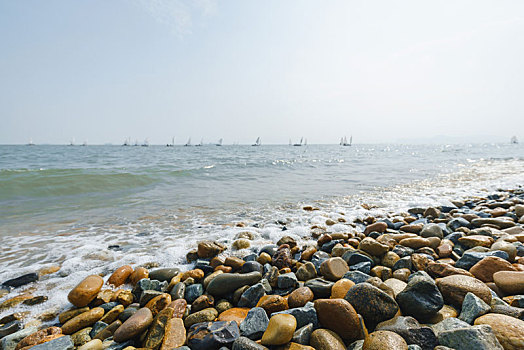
[89,321,108,338]
[396,271,444,322]
[304,278,333,298]
[239,307,269,340]
[139,290,163,307]
[0,321,22,339]
[277,272,298,289]
[458,292,491,324]
[438,325,503,350]
[99,302,119,312]
[206,272,262,297]
[185,283,204,304]
[431,317,472,337]
[343,271,372,284]
[170,282,186,300]
[131,278,168,301]
[376,316,437,350]
[232,336,268,350]
[0,326,37,350]
[187,321,240,350]
[292,323,313,345]
[238,283,265,308]
[149,268,180,282]
[241,261,263,274]
[2,273,38,288]
[29,335,74,350]
[455,250,509,270]
[273,301,319,329]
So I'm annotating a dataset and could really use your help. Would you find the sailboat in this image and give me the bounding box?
[341,136,352,146]
[216,138,223,146]
[82,140,87,146]
[141,138,149,147]
[167,137,175,147]
[134,139,139,146]
[69,138,75,146]
[27,138,35,146]
[511,136,518,144]
[184,137,192,146]
[293,137,304,146]
[252,137,261,146]
[122,138,130,146]
[195,138,203,146]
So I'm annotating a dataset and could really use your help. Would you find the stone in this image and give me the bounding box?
[491,241,517,262]
[67,275,104,307]
[273,302,319,329]
[27,335,74,350]
[70,327,92,346]
[384,278,407,298]
[93,320,121,341]
[107,265,133,287]
[399,237,431,250]
[15,326,62,349]
[309,329,346,350]
[113,307,153,342]
[149,268,180,282]
[455,250,509,270]
[2,273,38,288]
[115,290,133,307]
[393,269,411,282]
[260,313,296,345]
[278,272,298,289]
[363,330,408,350]
[184,307,218,327]
[160,317,185,349]
[142,307,174,349]
[239,307,269,340]
[197,240,226,258]
[288,287,314,308]
[218,307,250,325]
[314,299,361,341]
[396,272,444,322]
[304,278,333,298]
[459,235,494,248]
[0,321,21,339]
[426,261,474,279]
[330,278,355,298]
[376,316,437,350]
[474,313,524,350]
[319,257,349,281]
[273,244,293,269]
[62,307,105,335]
[206,272,262,296]
[431,317,470,336]
[77,339,103,350]
[232,336,268,350]
[132,278,168,302]
[359,238,389,256]
[364,222,388,235]
[187,321,240,350]
[233,239,251,250]
[292,323,313,345]
[256,295,287,315]
[438,324,503,350]
[184,284,203,304]
[493,271,524,294]
[296,262,317,281]
[242,261,263,274]
[458,292,491,324]
[238,283,266,308]
[471,218,515,229]
[89,321,108,339]
[129,267,149,285]
[99,305,124,324]
[0,327,37,350]
[420,224,444,239]
[436,275,492,307]
[344,282,399,329]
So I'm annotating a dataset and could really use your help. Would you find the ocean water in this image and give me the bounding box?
[0,143,523,320]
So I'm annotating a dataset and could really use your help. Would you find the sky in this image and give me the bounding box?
[1,0,523,145]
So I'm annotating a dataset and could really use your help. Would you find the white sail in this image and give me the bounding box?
[217,138,223,146]
[185,137,191,146]
[252,137,261,146]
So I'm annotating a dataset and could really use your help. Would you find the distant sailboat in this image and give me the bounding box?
[82,140,87,146]
[141,138,149,147]
[216,138,223,146]
[122,138,130,146]
[167,137,175,147]
[69,138,75,146]
[252,137,261,146]
[511,136,518,144]
[293,137,304,146]
[27,138,35,146]
[341,136,352,146]
[134,139,139,146]
[196,138,203,146]
[184,137,192,146]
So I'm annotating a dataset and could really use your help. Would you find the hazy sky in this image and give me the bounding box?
[1,0,523,144]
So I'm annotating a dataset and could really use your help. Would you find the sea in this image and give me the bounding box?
[0,143,523,320]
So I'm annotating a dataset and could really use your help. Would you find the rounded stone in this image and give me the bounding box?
[314,299,361,341]
[184,307,218,328]
[77,339,103,350]
[288,287,314,309]
[68,275,104,307]
[261,314,296,346]
[399,237,430,250]
[218,307,250,325]
[62,307,105,335]
[493,271,524,295]
[330,279,355,299]
[474,313,524,350]
[206,272,262,296]
[107,265,133,287]
[256,295,288,315]
[491,241,517,262]
[233,239,251,250]
[470,256,516,283]
[344,282,399,329]
[197,240,226,258]
[436,275,492,307]
[310,329,346,350]
[359,238,389,256]
[363,330,408,350]
[113,307,153,342]
[129,267,149,285]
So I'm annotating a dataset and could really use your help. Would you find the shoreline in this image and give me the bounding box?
[1,187,524,349]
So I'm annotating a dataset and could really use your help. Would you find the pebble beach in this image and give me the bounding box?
[1,187,524,350]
